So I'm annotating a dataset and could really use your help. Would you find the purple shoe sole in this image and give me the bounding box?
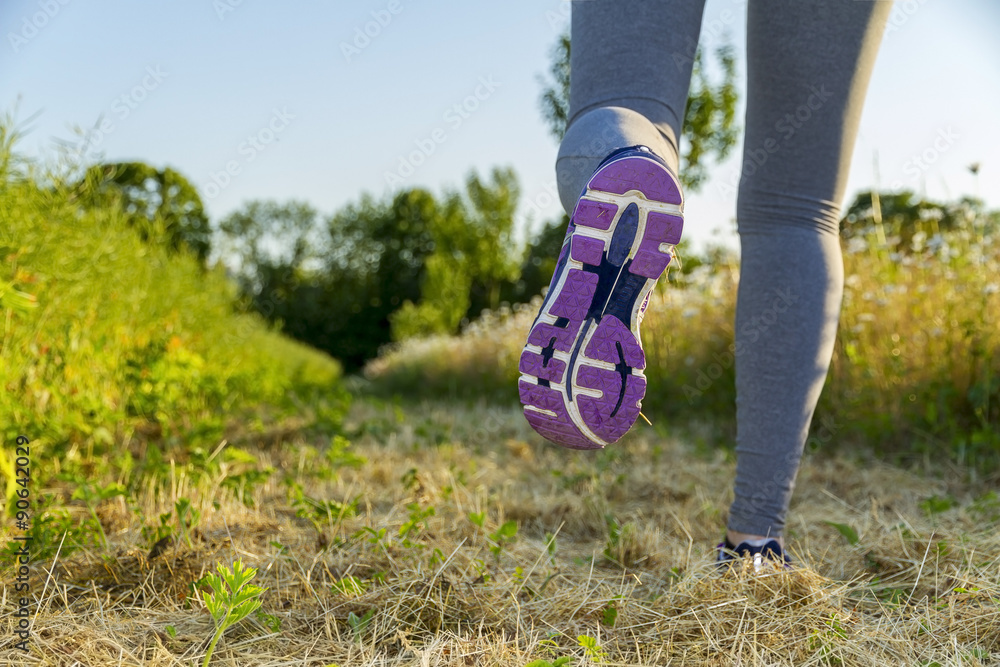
[519,148,683,449]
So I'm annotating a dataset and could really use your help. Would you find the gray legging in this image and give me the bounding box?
[557,0,892,537]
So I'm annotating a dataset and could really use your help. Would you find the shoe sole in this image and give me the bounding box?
[518,152,684,449]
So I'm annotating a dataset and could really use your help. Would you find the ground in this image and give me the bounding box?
[6,398,1000,666]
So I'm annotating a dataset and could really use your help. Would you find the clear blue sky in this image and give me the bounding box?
[3,0,998,252]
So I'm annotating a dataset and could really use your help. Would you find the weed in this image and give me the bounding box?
[347,609,374,643]
[524,658,571,667]
[331,576,368,597]
[488,519,518,562]
[289,482,357,545]
[577,634,605,662]
[70,481,126,551]
[255,610,282,633]
[198,559,268,667]
[920,495,957,517]
[825,521,860,546]
[175,497,201,550]
[601,603,618,627]
[603,516,648,568]
[399,502,435,548]
[325,435,367,470]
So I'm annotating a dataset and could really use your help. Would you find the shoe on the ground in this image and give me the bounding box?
[716,538,793,572]
[518,145,684,449]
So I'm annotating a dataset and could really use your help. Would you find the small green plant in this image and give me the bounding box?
[600,603,618,627]
[175,497,201,549]
[524,658,571,667]
[399,502,435,547]
[603,517,645,567]
[401,467,420,491]
[331,576,368,597]
[141,509,176,548]
[489,520,518,561]
[199,559,268,667]
[326,435,367,469]
[347,609,374,643]
[577,634,605,662]
[809,613,849,663]
[920,495,957,517]
[356,526,389,548]
[220,466,273,507]
[70,481,126,551]
[824,520,860,546]
[255,610,281,633]
[287,479,357,541]
[544,532,558,565]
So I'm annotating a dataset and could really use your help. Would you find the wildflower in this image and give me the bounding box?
[846,237,867,255]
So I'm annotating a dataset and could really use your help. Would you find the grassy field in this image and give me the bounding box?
[369,203,1000,469]
[2,130,1000,665]
[5,398,999,665]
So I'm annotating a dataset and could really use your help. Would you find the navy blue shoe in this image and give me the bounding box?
[717,538,792,572]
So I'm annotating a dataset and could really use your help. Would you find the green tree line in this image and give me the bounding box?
[73,33,744,371]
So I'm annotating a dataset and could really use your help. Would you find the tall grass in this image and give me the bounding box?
[0,123,347,524]
[367,210,1000,467]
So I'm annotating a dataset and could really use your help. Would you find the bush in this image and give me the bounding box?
[0,123,347,510]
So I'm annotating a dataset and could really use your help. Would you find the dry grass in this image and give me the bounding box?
[367,216,1000,466]
[4,399,999,666]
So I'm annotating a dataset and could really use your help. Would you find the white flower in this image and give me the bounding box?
[847,237,867,254]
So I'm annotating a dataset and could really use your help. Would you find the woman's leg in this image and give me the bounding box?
[556,0,708,213]
[729,0,893,542]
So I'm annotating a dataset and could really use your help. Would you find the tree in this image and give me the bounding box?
[324,189,439,366]
[216,199,321,294]
[82,162,211,261]
[538,33,739,193]
[390,167,523,340]
[500,213,570,306]
[461,167,521,315]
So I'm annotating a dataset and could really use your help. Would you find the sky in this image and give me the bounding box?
[2,0,999,253]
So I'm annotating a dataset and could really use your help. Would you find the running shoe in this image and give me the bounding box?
[716,538,793,572]
[518,145,684,449]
